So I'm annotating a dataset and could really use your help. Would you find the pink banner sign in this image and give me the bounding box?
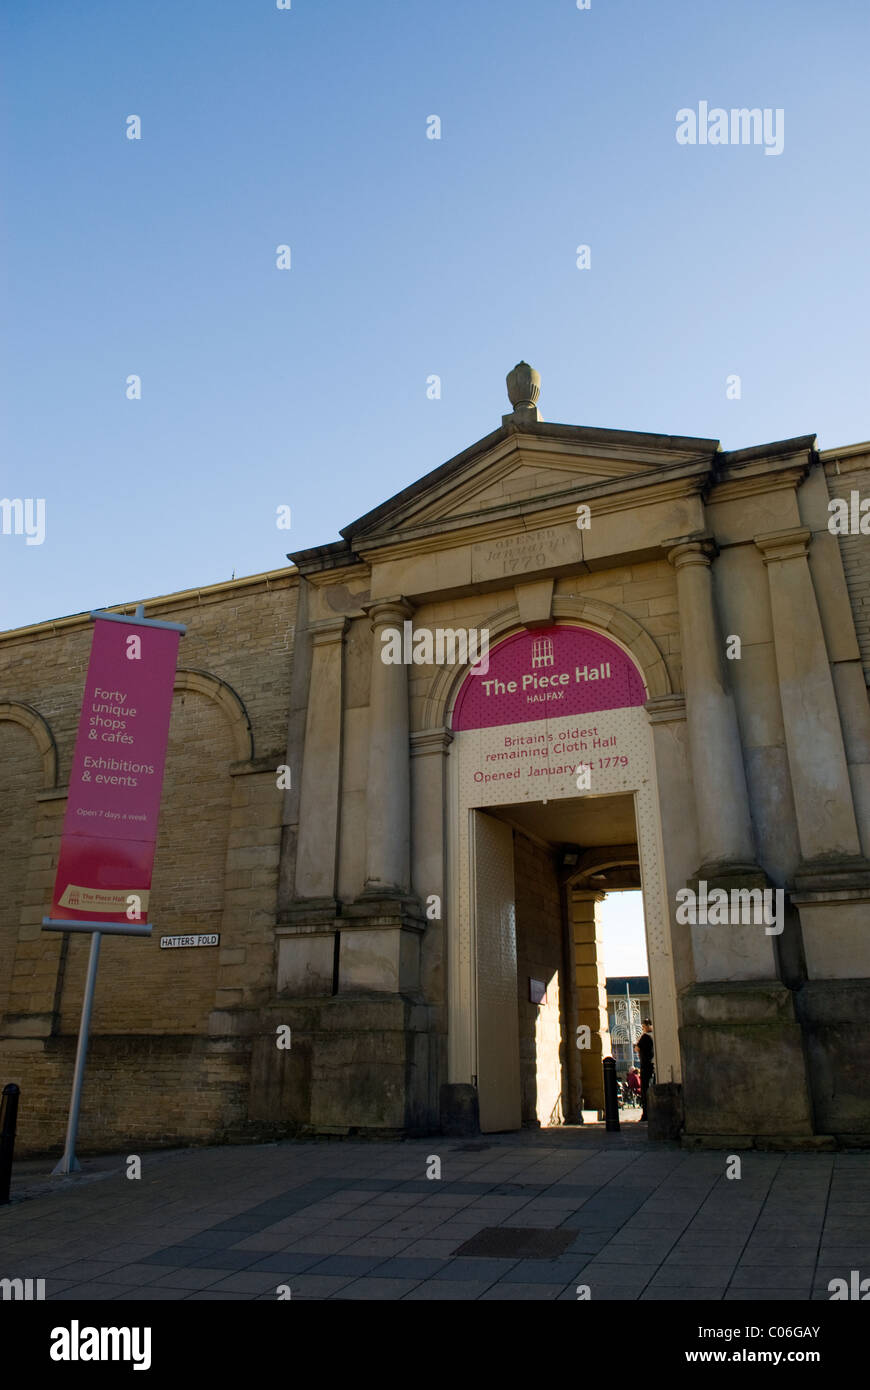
[452,625,646,731]
[48,617,182,923]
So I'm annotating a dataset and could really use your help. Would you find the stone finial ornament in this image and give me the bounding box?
[504,361,542,423]
[506,361,541,409]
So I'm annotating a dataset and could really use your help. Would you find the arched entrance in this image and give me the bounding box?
[442,620,680,1132]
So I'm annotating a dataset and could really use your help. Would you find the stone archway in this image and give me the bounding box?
[434,613,681,1127]
[0,701,57,788]
[421,594,672,732]
[173,669,254,762]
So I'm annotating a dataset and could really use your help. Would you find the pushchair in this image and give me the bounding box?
[618,1078,642,1108]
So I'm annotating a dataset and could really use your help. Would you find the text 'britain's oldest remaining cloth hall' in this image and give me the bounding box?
[3,365,870,1152]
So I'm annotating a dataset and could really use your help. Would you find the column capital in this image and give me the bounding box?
[754,527,811,565]
[308,616,349,648]
[363,596,415,628]
[569,887,607,903]
[663,534,717,570]
[645,694,687,724]
[410,727,454,757]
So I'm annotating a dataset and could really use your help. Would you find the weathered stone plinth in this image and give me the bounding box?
[795,979,870,1137]
[685,865,778,985]
[440,1082,480,1137]
[648,1082,684,1141]
[690,862,769,893]
[251,996,438,1135]
[791,858,870,978]
[340,894,426,994]
[277,894,426,998]
[680,981,814,1138]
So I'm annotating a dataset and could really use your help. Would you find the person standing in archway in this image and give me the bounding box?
[637,1019,655,1121]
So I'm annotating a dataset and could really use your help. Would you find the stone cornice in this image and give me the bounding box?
[754,527,812,564]
[355,468,710,567]
[308,616,349,648]
[229,753,286,777]
[288,539,359,575]
[410,727,454,756]
[297,562,370,590]
[0,568,298,646]
[645,694,687,723]
[715,435,816,470]
[708,463,810,505]
[819,440,870,463]
[823,448,870,479]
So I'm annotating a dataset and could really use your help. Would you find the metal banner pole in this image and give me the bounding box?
[52,930,102,1175]
[43,600,184,1173]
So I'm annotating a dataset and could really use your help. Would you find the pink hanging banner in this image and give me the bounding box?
[451,624,646,731]
[47,616,182,924]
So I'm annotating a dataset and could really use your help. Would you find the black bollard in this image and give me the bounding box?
[602,1057,620,1132]
[0,1083,20,1205]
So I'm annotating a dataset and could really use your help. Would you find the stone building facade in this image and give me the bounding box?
[2,366,869,1153]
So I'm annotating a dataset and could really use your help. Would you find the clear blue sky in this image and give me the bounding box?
[2,0,867,631]
[601,892,648,977]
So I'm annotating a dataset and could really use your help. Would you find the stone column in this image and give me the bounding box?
[276,616,347,998]
[569,888,610,1110]
[339,598,423,997]
[755,527,870,979]
[362,598,413,895]
[666,537,760,881]
[755,528,864,866]
[294,616,348,907]
[410,727,452,1020]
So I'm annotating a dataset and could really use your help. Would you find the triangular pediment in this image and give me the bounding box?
[404,439,658,526]
[342,420,718,545]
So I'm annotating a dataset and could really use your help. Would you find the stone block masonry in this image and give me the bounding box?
[826,449,870,681]
[0,569,299,1155]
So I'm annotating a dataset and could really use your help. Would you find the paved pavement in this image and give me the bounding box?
[2,1126,869,1301]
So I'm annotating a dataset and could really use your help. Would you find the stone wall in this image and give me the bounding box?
[825,449,870,681]
[0,723,41,1025]
[0,569,298,1155]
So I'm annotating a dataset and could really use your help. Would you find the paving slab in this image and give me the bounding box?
[403,1279,495,1299]
[334,1277,424,1300]
[4,1128,868,1302]
[480,1282,566,1300]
